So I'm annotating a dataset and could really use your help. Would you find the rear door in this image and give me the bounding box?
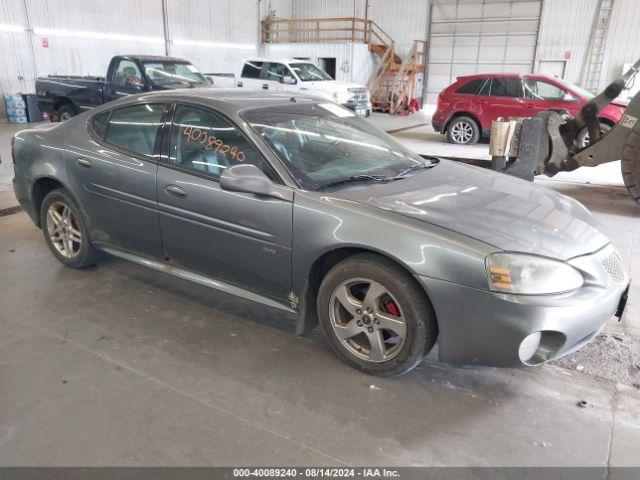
[104,58,145,102]
[480,77,525,125]
[66,102,166,258]
[237,61,265,90]
[156,102,293,300]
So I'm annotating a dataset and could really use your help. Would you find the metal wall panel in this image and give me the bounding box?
[426,0,542,104]
[534,0,598,85]
[367,0,429,57]
[0,0,34,99]
[167,0,260,75]
[601,0,640,91]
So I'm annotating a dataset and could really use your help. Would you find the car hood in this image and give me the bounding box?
[330,160,610,260]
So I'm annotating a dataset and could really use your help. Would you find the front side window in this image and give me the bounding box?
[524,79,577,102]
[241,61,264,79]
[290,63,332,82]
[143,61,208,87]
[244,103,432,189]
[113,60,143,87]
[102,104,165,158]
[169,105,272,180]
[266,63,296,84]
[489,78,523,98]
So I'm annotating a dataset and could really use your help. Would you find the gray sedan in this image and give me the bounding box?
[12,89,629,376]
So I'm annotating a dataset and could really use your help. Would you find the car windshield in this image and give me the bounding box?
[290,63,333,82]
[556,78,594,100]
[143,61,208,86]
[243,102,435,189]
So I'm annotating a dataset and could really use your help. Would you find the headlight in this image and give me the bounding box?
[331,91,349,104]
[486,253,583,295]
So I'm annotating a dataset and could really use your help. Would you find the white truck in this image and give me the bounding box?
[211,58,372,117]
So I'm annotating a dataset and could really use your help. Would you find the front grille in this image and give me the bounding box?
[601,252,626,283]
[348,88,370,103]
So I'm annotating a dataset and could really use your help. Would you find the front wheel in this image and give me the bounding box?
[55,104,76,122]
[622,122,640,205]
[447,116,480,145]
[317,253,437,376]
[576,122,612,149]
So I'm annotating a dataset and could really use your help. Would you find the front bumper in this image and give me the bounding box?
[416,245,629,367]
[343,101,372,117]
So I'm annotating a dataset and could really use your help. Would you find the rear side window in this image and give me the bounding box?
[478,79,491,96]
[455,78,485,95]
[91,111,110,140]
[241,61,264,79]
[490,78,523,98]
[103,103,165,158]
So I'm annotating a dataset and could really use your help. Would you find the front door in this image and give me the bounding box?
[156,103,293,300]
[522,77,582,117]
[65,102,166,258]
[264,63,298,93]
[104,58,145,102]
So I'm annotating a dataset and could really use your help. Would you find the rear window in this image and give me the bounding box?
[91,111,110,139]
[241,61,264,79]
[103,103,165,158]
[455,78,486,95]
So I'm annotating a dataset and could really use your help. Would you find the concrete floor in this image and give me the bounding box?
[1,119,639,466]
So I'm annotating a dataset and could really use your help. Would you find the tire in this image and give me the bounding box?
[40,188,101,268]
[622,121,640,205]
[55,103,76,122]
[317,253,437,376]
[576,122,612,149]
[447,116,481,145]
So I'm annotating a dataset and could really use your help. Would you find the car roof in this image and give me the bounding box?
[457,73,557,81]
[121,55,191,63]
[122,88,321,113]
[242,58,313,64]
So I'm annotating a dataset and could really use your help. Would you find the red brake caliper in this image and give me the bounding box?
[383,299,400,317]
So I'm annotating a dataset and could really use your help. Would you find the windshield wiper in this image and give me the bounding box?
[396,159,438,177]
[317,175,397,189]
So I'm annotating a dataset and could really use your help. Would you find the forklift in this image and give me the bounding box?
[489,59,640,205]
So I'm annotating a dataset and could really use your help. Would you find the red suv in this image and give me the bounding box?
[432,74,628,145]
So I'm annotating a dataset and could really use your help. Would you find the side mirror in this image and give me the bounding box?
[220,164,284,199]
[206,76,214,85]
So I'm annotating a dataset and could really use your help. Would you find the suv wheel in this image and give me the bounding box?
[41,189,101,268]
[317,253,437,376]
[447,116,480,145]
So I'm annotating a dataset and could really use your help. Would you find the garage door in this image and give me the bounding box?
[426,0,542,104]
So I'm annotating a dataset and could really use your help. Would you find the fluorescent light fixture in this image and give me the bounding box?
[0,24,25,33]
[32,27,164,44]
[173,38,256,50]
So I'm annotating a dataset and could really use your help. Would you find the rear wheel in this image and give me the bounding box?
[576,122,612,149]
[447,116,480,145]
[317,253,437,376]
[41,189,101,268]
[55,103,76,122]
[622,122,640,205]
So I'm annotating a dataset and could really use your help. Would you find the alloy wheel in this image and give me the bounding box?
[46,201,82,258]
[450,121,474,144]
[329,277,407,363]
[60,112,72,121]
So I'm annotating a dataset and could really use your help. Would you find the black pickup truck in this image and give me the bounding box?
[35,55,210,121]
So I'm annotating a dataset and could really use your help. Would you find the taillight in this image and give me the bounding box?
[437,92,445,109]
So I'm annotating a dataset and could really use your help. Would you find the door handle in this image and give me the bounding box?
[76,158,92,168]
[262,83,269,90]
[164,185,187,198]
